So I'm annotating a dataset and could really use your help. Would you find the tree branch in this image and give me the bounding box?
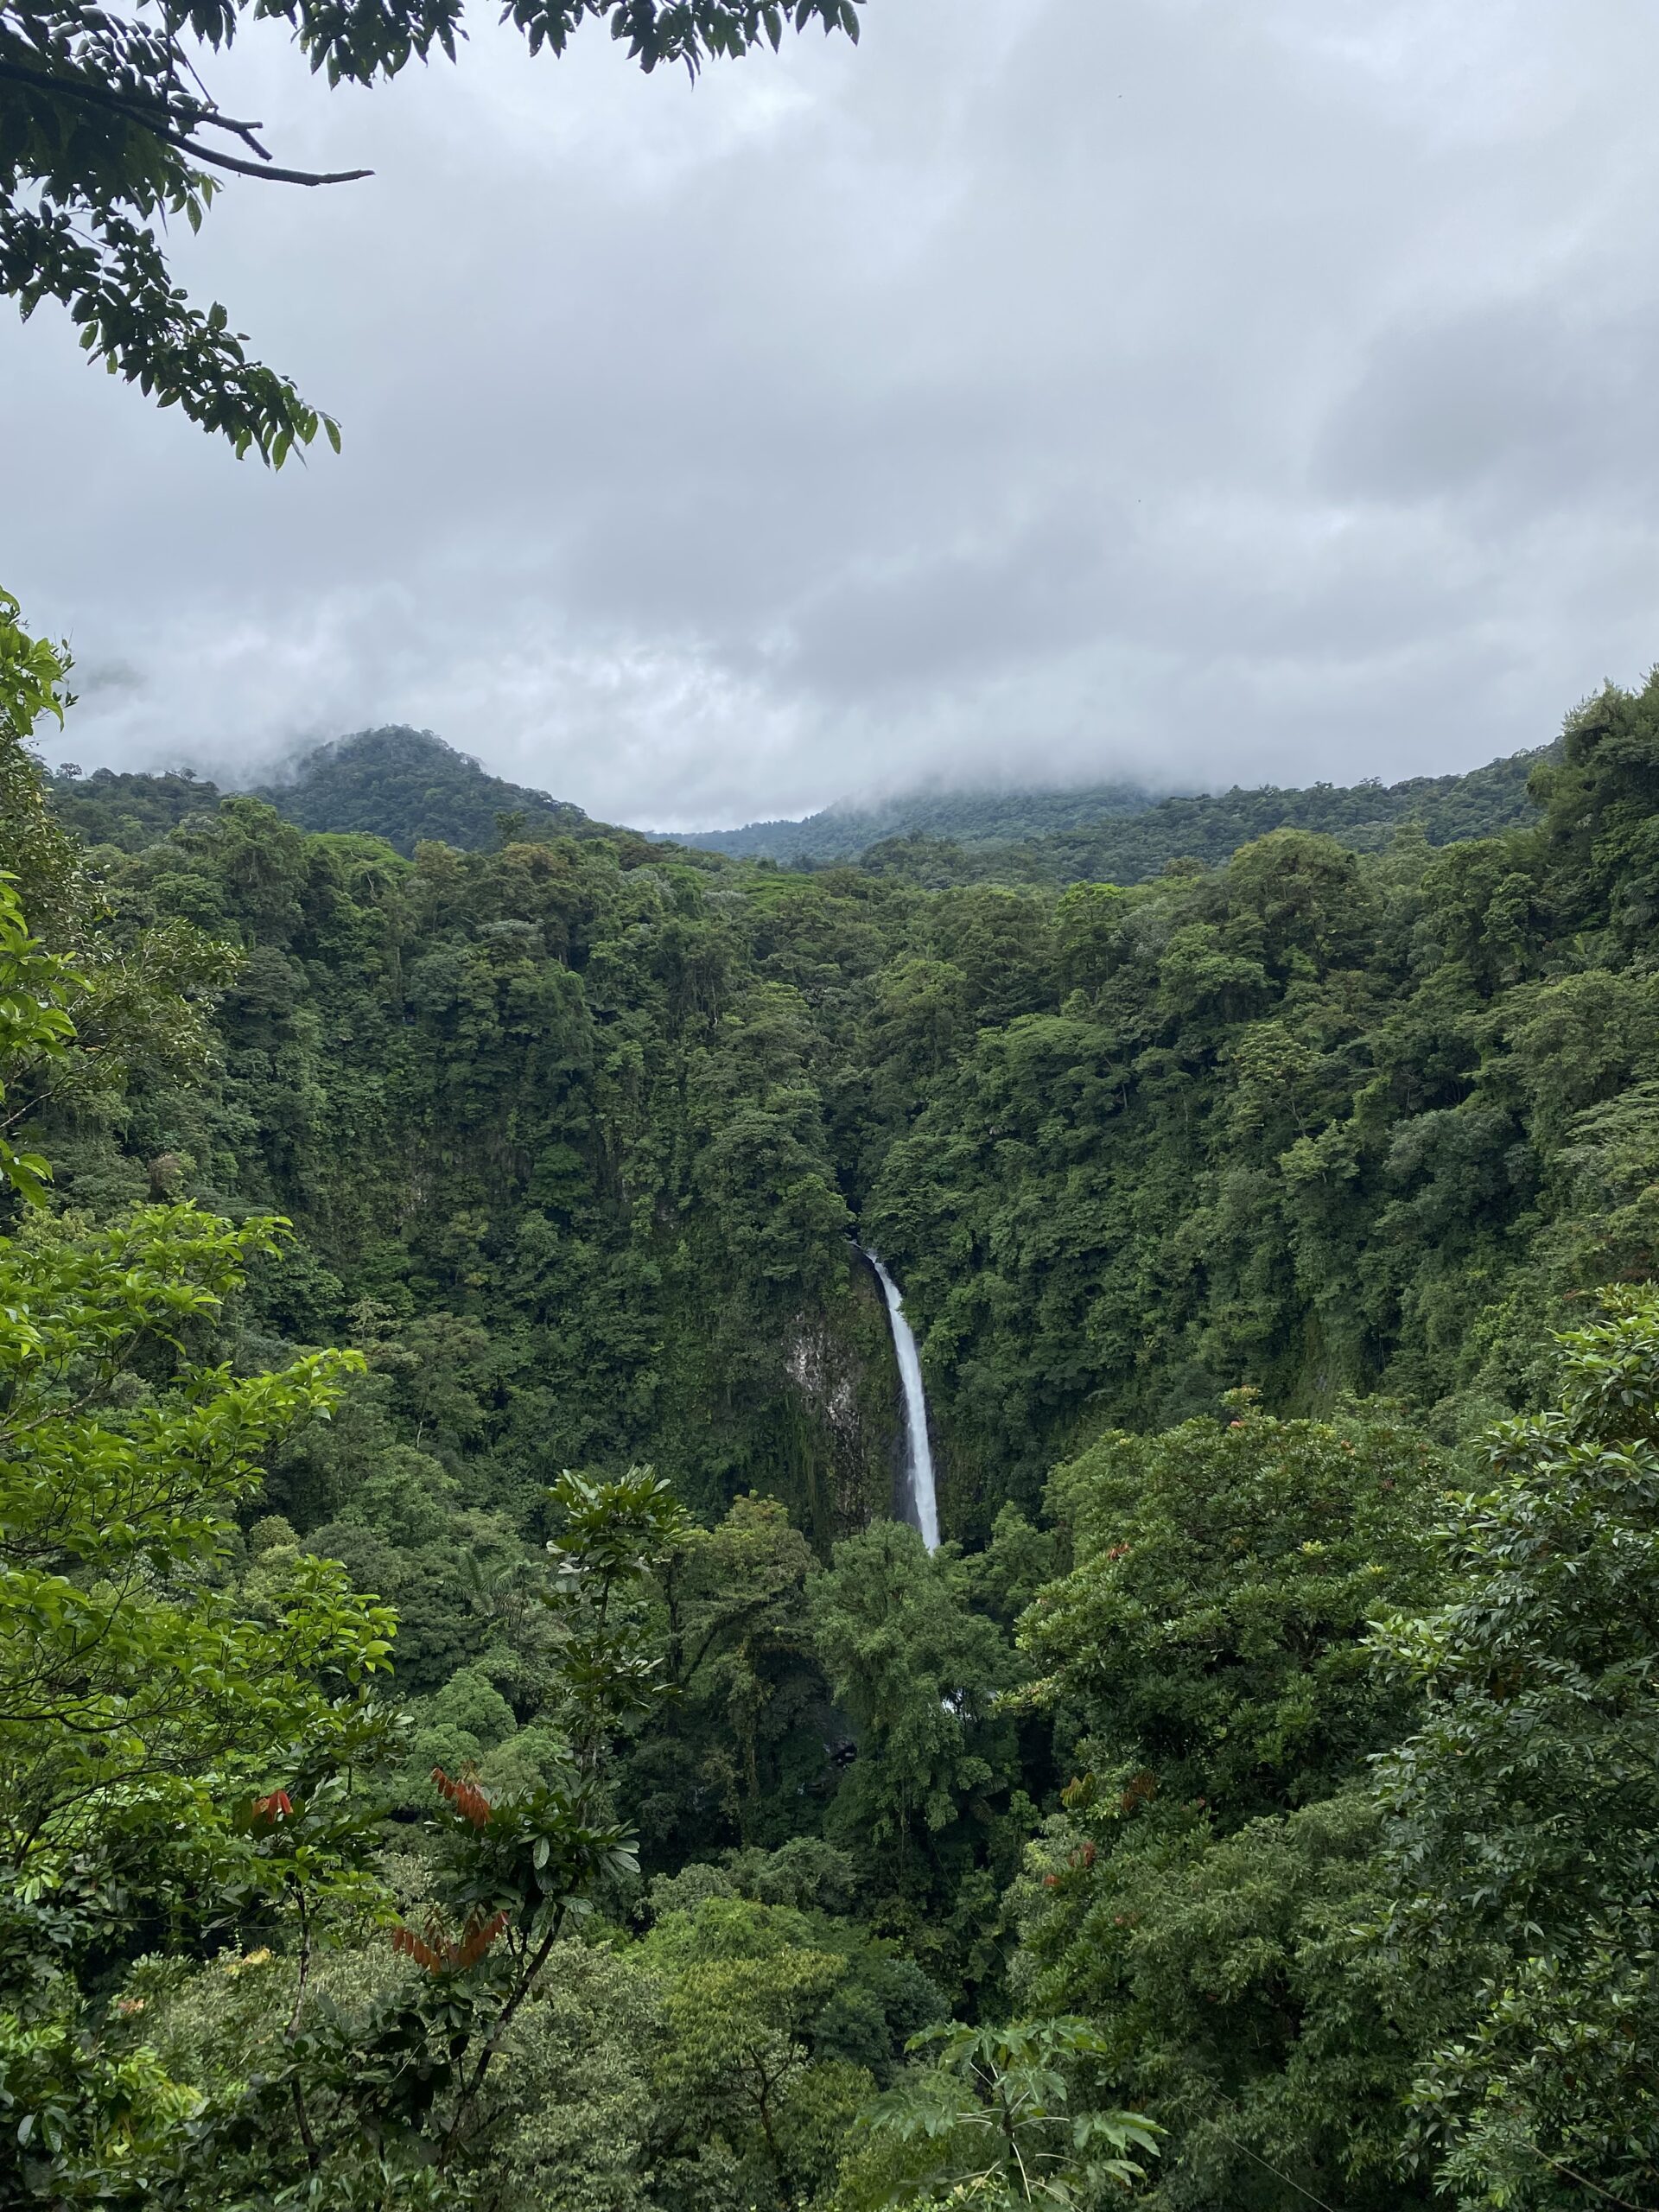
[170,136,373,188]
[0,55,372,185]
[438,1904,567,2168]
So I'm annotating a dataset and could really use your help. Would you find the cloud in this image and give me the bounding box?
[6,0,1659,826]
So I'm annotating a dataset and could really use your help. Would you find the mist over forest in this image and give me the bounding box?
[47,717,1552,879]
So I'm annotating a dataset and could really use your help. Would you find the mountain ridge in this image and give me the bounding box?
[678,745,1551,870]
[671,779,1165,861]
[46,723,1554,882]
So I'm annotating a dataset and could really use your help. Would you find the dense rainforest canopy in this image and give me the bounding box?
[6,589,1659,2209]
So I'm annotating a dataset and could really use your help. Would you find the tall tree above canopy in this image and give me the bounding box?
[0,0,863,461]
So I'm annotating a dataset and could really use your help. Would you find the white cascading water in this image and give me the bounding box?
[863,1251,941,1551]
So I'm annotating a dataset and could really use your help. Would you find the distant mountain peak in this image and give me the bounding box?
[252,725,592,855]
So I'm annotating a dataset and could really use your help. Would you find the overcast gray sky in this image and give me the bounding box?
[9,0,1659,828]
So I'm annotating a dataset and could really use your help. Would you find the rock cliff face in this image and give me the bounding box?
[779,1262,905,1553]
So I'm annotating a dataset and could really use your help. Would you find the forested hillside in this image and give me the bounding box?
[10,601,1659,2212]
[46,709,1622,1523]
[48,728,602,861]
[673,781,1161,862]
[50,726,1548,887]
[254,728,597,853]
[46,762,231,852]
[683,742,1548,874]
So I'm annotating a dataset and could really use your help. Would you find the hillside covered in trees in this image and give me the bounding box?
[47,728,604,861]
[49,724,1551,894]
[672,781,1162,862]
[680,741,1549,876]
[8,602,1659,2212]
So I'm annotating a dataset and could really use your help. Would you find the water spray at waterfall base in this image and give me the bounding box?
[863,1250,940,1552]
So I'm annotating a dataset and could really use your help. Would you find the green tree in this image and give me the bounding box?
[1007,1402,1450,2212]
[1019,1398,1449,1824]
[0,1204,397,2206]
[2,0,862,460]
[810,1521,1026,1995]
[644,1888,942,2210]
[657,1936,855,2208]
[811,1522,1020,1868]
[0,868,75,1205]
[1010,1791,1427,2212]
[143,1467,689,2205]
[855,2018,1158,2211]
[0,597,237,1192]
[1374,1287,1659,2209]
[0,1207,390,1878]
[631,1492,827,1860]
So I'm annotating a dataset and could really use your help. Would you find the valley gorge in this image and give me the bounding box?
[10,647,1659,2210]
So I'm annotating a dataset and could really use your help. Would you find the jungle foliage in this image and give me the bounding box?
[6,584,1659,2209]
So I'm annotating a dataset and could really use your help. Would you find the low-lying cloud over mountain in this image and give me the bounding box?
[9,0,1659,826]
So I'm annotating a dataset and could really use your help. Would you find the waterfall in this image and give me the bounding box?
[863,1251,940,1551]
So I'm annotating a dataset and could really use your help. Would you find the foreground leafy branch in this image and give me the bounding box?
[1,0,861,459]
